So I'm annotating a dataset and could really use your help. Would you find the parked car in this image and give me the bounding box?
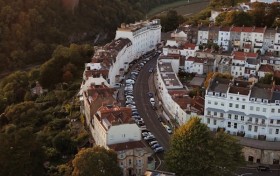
[126,104,136,109]
[142,132,152,138]
[144,135,155,141]
[164,125,172,134]
[151,144,161,149]
[149,140,158,146]
[154,146,164,153]
[257,166,270,172]
[125,79,135,84]
[113,83,121,88]
[157,116,163,122]
[150,98,155,106]
[126,95,134,99]
[147,92,153,98]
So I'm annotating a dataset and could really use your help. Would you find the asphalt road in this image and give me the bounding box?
[236,167,280,176]
[133,54,171,152]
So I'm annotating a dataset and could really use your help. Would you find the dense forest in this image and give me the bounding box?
[0,0,184,175]
[0,0,180,72]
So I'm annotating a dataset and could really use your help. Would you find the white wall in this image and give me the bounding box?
[107,124,141,145]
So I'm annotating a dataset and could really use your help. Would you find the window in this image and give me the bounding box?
[235,115,238,120]
[256,107,260,111]
[250,106,253,110]
[277,120,280,124]
[248,117,252,121]
[261,119,265,124]
[129,159,132,165]
[228,122,231,128]
[236,98,239,101]
[278,109,280,113]
[230,97,233,100]
[214,120,217,125]
[221,102,224,106]
[242,98,246,101]
[207,111,211,115]
[276,129,279,134]
[254,126,258,132]
[241,116,244,121]
[220,113,224,118]
[263,108,266,112]
[208,100,211,104]
[255,118,258,124]
[207,118,210,124]
[272,108,275,113]
[214,102,218,105]
[229,103,233,107]
[235,104,239,108]
[270,119,274,124]
[242,105,245,109]
[214,112,217,116]
[228,114,232,119]
[248,125,252,131]
[234,123,237,129]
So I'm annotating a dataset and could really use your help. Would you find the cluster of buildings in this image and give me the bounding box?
[172,24,280,55]
[80,19,161,176]
[155,19,280,164]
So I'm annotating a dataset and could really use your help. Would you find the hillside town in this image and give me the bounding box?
[74,0,280,175]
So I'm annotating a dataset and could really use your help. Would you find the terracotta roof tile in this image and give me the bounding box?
[108,141,146,151]
[259,64,274,72]
[184,43,196,50]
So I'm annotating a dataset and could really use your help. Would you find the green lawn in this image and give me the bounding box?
[147,0,209,17]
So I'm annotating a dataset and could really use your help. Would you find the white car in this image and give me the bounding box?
[126,104,136,109]
[164,125,172,134]
[125,79,135,84]
[144,135,155,140]
[126,95,134,99]
[150,98,155,106]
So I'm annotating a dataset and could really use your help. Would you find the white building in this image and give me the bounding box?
[105,38,133,86]
[274,28,280,56]
[180,43,198,57]
[197,26,209,45]
[115,19,161,59]
[204,75,280,142]
[251,27,266,53]
[93,105,141,146]
[218,27,231,51]
[231,51,258,77]
[156,58,191,124]
[240,27,253,50]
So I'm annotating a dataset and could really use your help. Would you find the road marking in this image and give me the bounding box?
[155,154,162,170]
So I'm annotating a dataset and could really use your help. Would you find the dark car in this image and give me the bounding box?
[147,92,153,98]
[257,166,270,172]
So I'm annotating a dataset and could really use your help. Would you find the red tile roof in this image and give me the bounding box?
[253,27,265,33]
[242,27,254,32]
[259,64,274,73]
[231,26,243,32]
[233,51,258,60]
[274,70,280,78]
[108,141,146,151]
[184,43,196,50]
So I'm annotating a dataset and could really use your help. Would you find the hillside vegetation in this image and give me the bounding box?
[0,0,180,72]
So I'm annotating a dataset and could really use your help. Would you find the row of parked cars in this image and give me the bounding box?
[124,51,165,154]
[141,129,164,153]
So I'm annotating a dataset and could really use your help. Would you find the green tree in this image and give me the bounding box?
[166,117,244,176]
[160,10,184,32]
[0,127,45,176]
[259,73,273,84]
[72,146,122,176]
